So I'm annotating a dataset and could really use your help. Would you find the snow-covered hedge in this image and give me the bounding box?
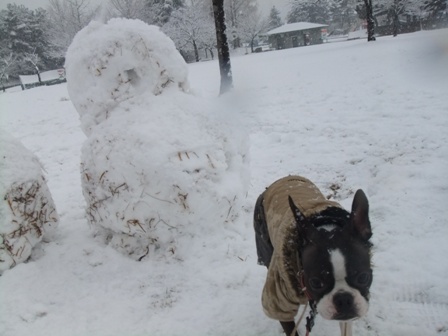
[0,131,59,274]
[65,18,189,136]
[66,19,249,260]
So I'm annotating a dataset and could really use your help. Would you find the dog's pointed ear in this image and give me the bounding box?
[289,196,319,241]
[349,189,372,241]
[289,196,320,244]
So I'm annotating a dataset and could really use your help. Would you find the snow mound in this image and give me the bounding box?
[81,93,249,260]
[65,18,189,136]
[0,131,59,274]
[67,19,250,260]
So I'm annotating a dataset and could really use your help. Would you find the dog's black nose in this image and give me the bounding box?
[333,292,354,313]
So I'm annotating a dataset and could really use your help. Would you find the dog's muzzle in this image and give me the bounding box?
[332,292,358,320]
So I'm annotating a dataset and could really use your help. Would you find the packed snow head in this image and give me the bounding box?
[65,18,189,136]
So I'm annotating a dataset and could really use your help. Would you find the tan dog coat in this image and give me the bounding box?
[261,175,342,321]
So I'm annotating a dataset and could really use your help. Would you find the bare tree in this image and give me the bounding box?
[239,9,270,52]
[108,0,147,20]
[46,0,100,58]
[163,2,214,62]
[374,0,424,36]
[212,0,232,94]
[225,0,258,48]
[0,52,18,86]
[24,49,42,83]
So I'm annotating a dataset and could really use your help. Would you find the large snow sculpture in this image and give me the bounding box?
[66,19,249,260]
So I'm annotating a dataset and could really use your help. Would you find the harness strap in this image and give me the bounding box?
[297,271,318,335]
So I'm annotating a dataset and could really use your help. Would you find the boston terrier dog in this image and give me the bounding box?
[254,176,373,336]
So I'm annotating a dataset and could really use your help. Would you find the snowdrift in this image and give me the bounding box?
[66,19,249,260]
[0,131,59,274]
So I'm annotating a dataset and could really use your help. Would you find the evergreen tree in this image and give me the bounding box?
[0,4,54,78]
[330,0,358,34]
[424,0,447,18]
[145,0,184,26]
[268,5,283,30]
[287,0,331,24]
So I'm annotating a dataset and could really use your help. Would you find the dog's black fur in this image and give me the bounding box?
[255,182,372,336]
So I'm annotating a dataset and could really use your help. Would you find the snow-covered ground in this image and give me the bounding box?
[1,29,448,336]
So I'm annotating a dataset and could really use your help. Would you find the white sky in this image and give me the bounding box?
[0,0,291,19]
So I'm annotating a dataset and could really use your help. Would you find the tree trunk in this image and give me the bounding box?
[193,40,200,62]
[364,0,376,41]
[393,12,400,36]
[36,66,42,84]
[212,0,233,94]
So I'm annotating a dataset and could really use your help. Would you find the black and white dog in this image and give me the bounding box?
[254,176,373,336]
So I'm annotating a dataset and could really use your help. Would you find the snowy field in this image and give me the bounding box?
[1,29,448,336]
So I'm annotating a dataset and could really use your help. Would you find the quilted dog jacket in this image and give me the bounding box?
[260,175,342,321]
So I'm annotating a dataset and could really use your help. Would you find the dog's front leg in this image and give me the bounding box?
[339,321,353,336]
[280,321,299,336]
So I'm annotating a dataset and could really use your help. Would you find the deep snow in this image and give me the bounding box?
[1,29,448,336]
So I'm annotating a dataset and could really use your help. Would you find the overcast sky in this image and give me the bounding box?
[0,0,290,19]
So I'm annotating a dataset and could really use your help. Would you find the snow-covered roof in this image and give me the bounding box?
[265,22,328,35]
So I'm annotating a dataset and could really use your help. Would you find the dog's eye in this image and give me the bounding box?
[309,277,324,290]
[356,272,372,286]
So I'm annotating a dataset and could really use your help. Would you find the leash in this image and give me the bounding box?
[291,302,317,336]
[291,301,308,336]
[291,271,318,336]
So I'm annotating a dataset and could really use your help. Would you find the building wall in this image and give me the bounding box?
[269,28,325,50]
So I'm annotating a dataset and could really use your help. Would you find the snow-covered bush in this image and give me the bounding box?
[65,18,189,136]
[66,19,249,260]
[0,131,59,274]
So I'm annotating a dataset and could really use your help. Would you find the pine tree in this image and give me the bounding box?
[268,6,283,30]
[424,0,447,18]
[0,4,54,78]
[145,0,184,26]
[330,0,358,34]
[287,0,331,24]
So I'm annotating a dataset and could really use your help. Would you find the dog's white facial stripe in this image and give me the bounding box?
[316,248,369,320]
[330,249,347,282]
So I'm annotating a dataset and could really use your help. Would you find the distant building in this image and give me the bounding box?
[264,22,329,50]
